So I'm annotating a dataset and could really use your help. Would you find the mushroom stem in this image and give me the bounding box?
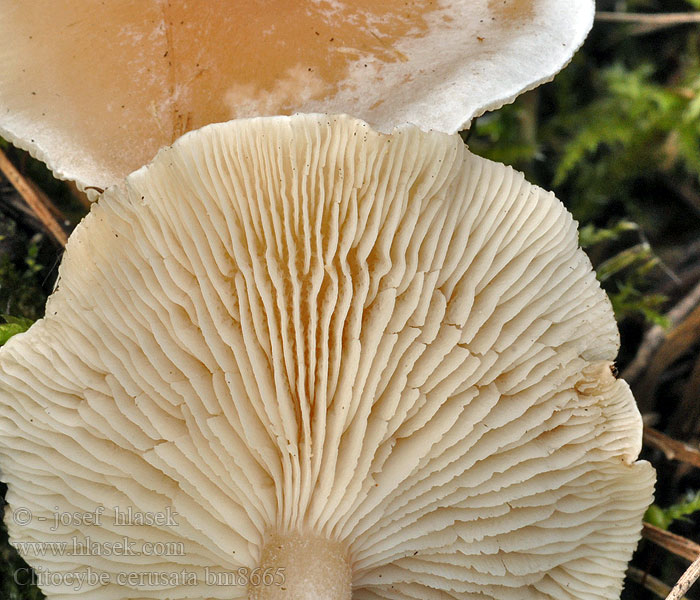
[248,530,352,600]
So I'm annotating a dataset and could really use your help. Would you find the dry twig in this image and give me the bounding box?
[643,522,700,562]
[635,302,700,411]
[623,278,700,391]
[666,554,700,599]
[0,148,67,246]
[644,426,700,470]
[596,12,700,25]
[627,566,689,599]
[596,11,700,35]
[639,523,700,600]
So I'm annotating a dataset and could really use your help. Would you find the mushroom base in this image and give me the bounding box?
[248,530,352,600]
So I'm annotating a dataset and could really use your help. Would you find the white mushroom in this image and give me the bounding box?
[0,114,654,599]
[0,0,594,191]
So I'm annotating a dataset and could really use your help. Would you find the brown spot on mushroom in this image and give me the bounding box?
[488,0,535,21]
[159,0,435,135]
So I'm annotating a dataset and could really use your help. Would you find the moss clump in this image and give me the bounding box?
[0,217,49,322]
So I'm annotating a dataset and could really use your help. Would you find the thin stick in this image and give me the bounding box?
[27,179,64,220]
[643,426,700,470]
[627,566,687,599]
[643,522,700,562]
[623,278,700,387]
[0,148,67,246]
[666,554,700,599]
[596,12,700,25]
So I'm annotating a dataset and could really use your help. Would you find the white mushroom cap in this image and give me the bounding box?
[0,114,653,599]
[0,0,593,191]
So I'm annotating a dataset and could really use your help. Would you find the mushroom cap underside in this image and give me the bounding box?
[0,114,654,599]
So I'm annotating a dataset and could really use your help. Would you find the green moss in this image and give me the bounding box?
[0,219,48,321]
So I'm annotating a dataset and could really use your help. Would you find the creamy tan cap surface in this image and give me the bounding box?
[0,115,653,599]
[0,0,593,190]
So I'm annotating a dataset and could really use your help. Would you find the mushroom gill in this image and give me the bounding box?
[0,114,654,599]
